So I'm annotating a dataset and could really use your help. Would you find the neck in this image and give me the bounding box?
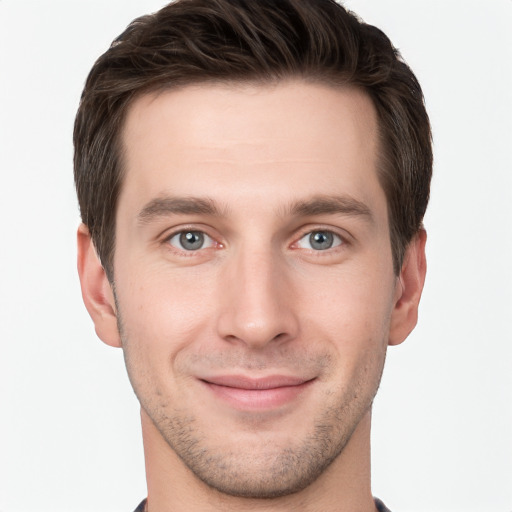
[141,409,376,512]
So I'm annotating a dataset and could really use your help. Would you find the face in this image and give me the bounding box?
[107,81,403,497]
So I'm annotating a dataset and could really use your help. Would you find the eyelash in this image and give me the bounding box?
[293,229,345,252]
[162,226,349,255]
[163,226,220,255]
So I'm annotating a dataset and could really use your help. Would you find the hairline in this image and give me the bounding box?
[104,75,403,281]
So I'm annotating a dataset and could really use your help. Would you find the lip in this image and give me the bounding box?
[199,375,315,410]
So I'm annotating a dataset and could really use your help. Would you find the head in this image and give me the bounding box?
[75,0,431,503]
[74,0,432,281]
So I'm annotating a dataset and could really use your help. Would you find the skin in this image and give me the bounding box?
[78,81,426,512]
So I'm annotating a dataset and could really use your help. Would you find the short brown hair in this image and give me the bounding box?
[74,0,432,279]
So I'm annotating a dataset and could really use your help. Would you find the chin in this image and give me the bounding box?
[151,395,372,500]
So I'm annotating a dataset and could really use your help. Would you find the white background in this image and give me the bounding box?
[0,1,510,511]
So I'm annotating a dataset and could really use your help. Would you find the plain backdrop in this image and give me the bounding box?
[0,1,511,511]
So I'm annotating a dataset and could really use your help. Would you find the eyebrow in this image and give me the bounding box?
[137,196,224,224]
[137,194,374,224]
[286,195,374,222]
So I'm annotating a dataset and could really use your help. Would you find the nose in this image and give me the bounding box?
[216,246,299,349]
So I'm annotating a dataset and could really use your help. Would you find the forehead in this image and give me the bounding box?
[119,80,384,221]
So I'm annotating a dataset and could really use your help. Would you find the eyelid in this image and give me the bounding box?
[291,226,351,251]
[159,224,351,254]
[162,225,222,253]
[168,231,214,250]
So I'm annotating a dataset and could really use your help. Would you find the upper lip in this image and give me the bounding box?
[201,375,312,390]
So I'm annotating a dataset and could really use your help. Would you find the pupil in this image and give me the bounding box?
[180,231,204,250]
[310,231,333,250]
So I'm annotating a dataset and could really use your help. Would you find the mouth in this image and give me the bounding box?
[199,375,315,410]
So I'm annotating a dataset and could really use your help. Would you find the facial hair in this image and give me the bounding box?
[114,290,386,499]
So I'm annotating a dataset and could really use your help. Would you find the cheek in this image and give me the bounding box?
[115,266,217,364]
[296,263,395,389]
[115,269,219,413]
[300,264,395,339]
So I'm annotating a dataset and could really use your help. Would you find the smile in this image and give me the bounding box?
[199,375,315,410]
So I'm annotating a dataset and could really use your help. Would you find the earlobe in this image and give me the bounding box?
[77,224,122,348]
[388,229,427,346]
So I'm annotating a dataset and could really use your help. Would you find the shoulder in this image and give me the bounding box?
[133,498,147,512]
[375,497,392,512]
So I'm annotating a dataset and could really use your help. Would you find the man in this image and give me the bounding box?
[74,0,431,510]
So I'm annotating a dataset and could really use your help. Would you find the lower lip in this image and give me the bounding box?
[202,380,313,410]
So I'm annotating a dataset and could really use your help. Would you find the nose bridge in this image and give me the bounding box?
[217,241,297,347]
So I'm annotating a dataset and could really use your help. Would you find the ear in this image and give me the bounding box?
[388,229,427,346]
[77,224,121,348]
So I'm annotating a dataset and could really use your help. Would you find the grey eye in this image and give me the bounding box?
[168,231,213,251]
[296,230,343,251]
[310,231,334,250]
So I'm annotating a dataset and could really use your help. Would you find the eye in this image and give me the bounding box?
[296,230,343,251]
[167,230,214,251]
